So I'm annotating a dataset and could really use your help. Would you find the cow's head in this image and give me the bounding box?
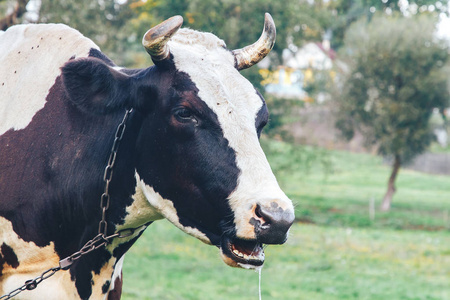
[62,14,294,269]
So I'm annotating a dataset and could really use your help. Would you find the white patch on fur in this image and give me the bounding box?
[120,177,164,228]
[167,29,295,239]
[109,256,124,291]
[0,217,78,299]
[0,24,98,135]
[135,173,211,244]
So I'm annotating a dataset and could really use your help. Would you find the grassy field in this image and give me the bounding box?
[263,139,450,230]
[122,140,450,299]
[122,220,450,300]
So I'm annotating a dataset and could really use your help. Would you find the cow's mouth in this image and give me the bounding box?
[220,237,265,269]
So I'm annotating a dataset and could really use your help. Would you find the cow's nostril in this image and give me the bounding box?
[255,204,262,218]
[253,203,294,245]
[255,204,272,226]
[254,204,266,222]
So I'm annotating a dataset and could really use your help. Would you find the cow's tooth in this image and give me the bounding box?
[244,254,249,260]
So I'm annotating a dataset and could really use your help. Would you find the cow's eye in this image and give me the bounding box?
[174,107,196,123]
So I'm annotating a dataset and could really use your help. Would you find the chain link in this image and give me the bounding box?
[59,226,145,271]
[1,109,139,300]
[99,108,132,237]
[0,267,61,300]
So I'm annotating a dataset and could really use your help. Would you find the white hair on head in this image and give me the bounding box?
[170,28,227,50]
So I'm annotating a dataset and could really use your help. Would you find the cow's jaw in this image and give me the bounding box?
[135,174,267,269]
[135,174,213,245]
[220,237,265,269]
[136,173,288,270]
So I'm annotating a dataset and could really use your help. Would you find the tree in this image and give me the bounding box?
[328,0,449,49]
[125,0,337,83]
[335,14,450,211]
[37,0,134,65]
[128,0,334,57]
[0,0,30,30]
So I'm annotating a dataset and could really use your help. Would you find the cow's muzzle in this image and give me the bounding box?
[251,203,295,244]
[219,202,294,269]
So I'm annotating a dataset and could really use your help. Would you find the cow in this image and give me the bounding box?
[0,14,295,299]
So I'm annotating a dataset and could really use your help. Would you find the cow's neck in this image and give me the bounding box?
[53,101,161,298]
[0,103,159,299]
[0,74,168,299]
[95,109,164,230]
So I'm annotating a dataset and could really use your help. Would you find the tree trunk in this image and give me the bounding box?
[381,154,401,211]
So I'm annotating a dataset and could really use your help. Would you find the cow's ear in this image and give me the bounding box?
[61,57,131,114]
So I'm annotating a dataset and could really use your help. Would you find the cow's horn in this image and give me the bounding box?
[232,13,276,70]
[142,15,183,62]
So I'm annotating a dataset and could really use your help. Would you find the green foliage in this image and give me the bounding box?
[127,0,335,61]
[33,1,337,70]
[5,0,450,67]
[335,14,450,164]
[360,0,450,14]
[38,0,135,65]
[261,137,332,178]
[262,96,305,140]
[328,0,449,49]
[302,69,336,99]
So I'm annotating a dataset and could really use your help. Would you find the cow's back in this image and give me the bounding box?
[0,24,98,135]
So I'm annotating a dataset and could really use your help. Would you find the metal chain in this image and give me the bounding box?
[99,108,132,236]
[59,226,144,270]
[0,226,144,300]
[1,108,139,300]
[0,267,61,300]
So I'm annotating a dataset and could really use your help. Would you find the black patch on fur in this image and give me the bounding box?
[0,243,19,276]
[255,90,269,138]
[0,243,19,269]
[102,280,111,294]
[135,70,240,246]
[0,254,3,276]
[107,275,123,300]
[0,68,140,298]
[89,48,116,67]
[61,57,132,115]
[112,231,146,259]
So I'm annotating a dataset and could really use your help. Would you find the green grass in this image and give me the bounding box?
[122,139,450,299]
[262,139,450,230]
[123,221,450,300]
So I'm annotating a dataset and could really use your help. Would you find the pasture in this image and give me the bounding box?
[122,139,450,299]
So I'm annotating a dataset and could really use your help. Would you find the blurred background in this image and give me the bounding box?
[1,0,449,299]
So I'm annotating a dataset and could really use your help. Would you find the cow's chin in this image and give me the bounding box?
[219,236,265,270]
